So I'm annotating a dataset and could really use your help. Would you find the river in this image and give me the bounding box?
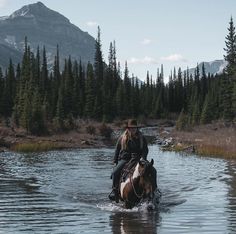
[0,143,236,233]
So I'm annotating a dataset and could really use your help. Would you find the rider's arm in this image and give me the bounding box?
[141,136,148,160]
[113,137,121,164]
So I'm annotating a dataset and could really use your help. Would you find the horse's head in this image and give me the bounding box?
[138,158,157,200]
[121,158,158,210]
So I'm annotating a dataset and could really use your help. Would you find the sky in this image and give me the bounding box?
[0,0,235,81]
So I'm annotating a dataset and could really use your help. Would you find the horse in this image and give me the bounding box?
[118,158,159,209]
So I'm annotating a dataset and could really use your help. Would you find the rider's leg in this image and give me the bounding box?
[109,159,127,202]
[112,159,127,189]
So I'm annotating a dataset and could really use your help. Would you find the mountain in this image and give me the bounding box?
[187,60,227,77]
[0,44,22,69]
[0,1,95,70]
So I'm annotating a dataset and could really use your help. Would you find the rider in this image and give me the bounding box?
[109,119,148,202]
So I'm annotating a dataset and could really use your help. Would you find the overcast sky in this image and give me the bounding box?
[0,0,235,81]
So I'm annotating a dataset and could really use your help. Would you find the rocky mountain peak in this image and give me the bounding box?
[9,1,69,23]
[0,2,95,70]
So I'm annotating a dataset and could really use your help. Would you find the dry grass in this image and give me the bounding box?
[170,122,236,159]
[197,145,236,159]
[12,142,59,153]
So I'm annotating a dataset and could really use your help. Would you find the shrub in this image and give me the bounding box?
[176,109,191,131]
[86,125,96,135]
[63,114,75,130]
[52,117,64,132]
[99,123,113,139]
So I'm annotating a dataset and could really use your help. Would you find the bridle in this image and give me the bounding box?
[129,173,144,199]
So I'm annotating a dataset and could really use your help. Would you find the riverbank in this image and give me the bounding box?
[159,121,236,159]
[0,119,235,159]
[0,120,119,153]
[0,118,170,153]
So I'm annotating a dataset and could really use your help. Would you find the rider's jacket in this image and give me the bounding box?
[113,130,148,164]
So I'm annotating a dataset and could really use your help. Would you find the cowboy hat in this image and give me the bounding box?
[126,119,139,128]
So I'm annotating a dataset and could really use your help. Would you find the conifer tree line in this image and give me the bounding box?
[176,17,236,129]
[0,21,235,135]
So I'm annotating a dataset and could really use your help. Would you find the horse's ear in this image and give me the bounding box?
[139,160,145,167]
[150,159,154,166]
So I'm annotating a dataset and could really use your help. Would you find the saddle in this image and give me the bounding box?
[120,158,138,184]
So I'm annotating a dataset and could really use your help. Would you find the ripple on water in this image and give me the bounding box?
[0,145,236,233]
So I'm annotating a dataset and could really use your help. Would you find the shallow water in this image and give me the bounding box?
[0,145,236,233]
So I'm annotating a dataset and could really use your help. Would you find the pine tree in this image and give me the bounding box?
[176,109,189,130]
[144,71,152,115]
[201,63,207,99]
[17,38,31,126]
[12,64,21,126]
[94,26,104,119]
[94,26,104,83]
[168,71,174,112]
[41,46,49,96]
[30,89,46,135]
[21,83,32,132]
[63,57,74,116]
[123,62,131,117]
[153,94,163,118]
[2,59,15,117]
[224,17,236,75]
[200,93,214,124]
[0,67,4,116]
[35,46,40,87]
[220,74,233,120]
[78,60,86,117]
[223,17,236,120]
[115,80,124,118]
[232,80,236,118]
[192,100,201,125]
[55,85,65,130]
[102,69,112,121]
[176,67,183,112]
[84,62,95,118]
[72,61,80,117]
[52,45,61,117]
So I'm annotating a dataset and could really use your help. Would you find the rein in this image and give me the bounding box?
[130,174,144,199]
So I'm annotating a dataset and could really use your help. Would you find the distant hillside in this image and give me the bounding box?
[0,1,95,70]
[0,44,22,70]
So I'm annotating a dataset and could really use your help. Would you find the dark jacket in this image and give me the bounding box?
[113,131,148,164]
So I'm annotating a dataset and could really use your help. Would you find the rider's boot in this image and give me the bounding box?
[109,172,120,203]
[108,187,119,203]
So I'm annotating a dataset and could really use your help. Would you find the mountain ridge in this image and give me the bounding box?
[185,59,227,77]
[0,1,95,70]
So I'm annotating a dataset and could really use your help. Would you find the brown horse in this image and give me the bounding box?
[119,158,158,209]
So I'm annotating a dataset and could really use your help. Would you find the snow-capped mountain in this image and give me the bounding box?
[187,60,227,77]
[0,1,95,70]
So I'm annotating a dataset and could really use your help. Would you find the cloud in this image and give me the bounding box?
[127,56,158,65]
[86,21,99,27]
[160,54,187,62]
[0,0,8,8]
[141,38,152,45]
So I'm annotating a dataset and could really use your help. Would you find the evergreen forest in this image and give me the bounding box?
[0,20,235,135]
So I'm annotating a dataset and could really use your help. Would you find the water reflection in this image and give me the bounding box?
[109,211,160,234]
[1,145,236,233]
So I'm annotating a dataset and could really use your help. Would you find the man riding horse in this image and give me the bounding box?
[109,119,151,203]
